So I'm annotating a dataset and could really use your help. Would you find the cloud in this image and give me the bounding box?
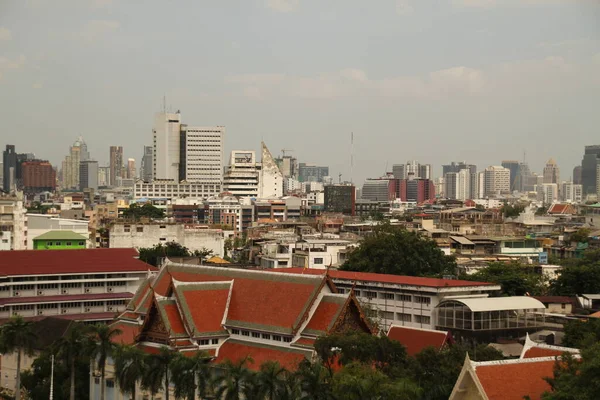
[396,0,414,16]
[0,27,11,42]
[266,0,299,13]
[80,20,119,41]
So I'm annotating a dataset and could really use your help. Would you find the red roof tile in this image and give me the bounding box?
[475,359,555,400]
[0,248,156,276]
[294,337,316,347]
[0,292,134,306]
[386,325,449,356]
[215,339,311,371]
[522,347,564,359]
[163,303,187,335]
[173,281,229,336]
[270,268,495,288]
[303,295,346,335]
[110,321,140,345]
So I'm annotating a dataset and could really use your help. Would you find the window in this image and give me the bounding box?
[212,339,219,345]
[136,227,144,232]
[415,315,431,324]
[78,241,85,246]
[396,294,412,302]
[283,337,292,343]
[159,225,166,229]
[251,332,260,338]
[199,339,209,346]
[55,242,62,246]
[273,335,282,341]
[561,303,566,309]
[415,296,431,305]
[106,380,115,388]
[313,257,324,265]
[337,288,345,294]
[365,291,377,300]
[241,330,250,337]
[47,242,53,246]
[380,292,394,300]
[66,242,72,246]
[378,311,394,320]
[232,329,240,335]
[397,313,412,322]
[94,377,100,384]
[262,333,271,340]
[354,290,361,296]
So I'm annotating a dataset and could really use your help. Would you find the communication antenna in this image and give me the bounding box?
[350,132,354,184]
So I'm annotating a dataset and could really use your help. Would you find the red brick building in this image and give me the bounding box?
[22,160,56,193]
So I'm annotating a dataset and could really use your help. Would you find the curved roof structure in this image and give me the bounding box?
[438,296,545,312]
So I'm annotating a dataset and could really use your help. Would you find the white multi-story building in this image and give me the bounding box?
[483,166,511,197]
[26,214,90,250]
[445,169,471,201]
[0,194,27,251]
[536,183,559,204]
[562,182,583,203]
[179,125,224,183]
[153,111,182,181]
[134,180,221,200]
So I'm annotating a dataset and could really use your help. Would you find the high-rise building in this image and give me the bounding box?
[394,161,432,180]
[573,166,582,185]
[444,169,471,201]
[324,184,356,215]
[22,160,56,193]
[419,164,432,180]
[501,160,520,191]
[581,145,600,196]
[361,179,392,202]
[392,164,406,179]
[442,161,476,176]
[562,182,583,203]
[153,111,182,181]
[178,125,224,183]
[109,146,123,187]
[98,166,110,187]
[543,158,560,185]
[298,163,329,183]
[2,145,17,193]
[537,183,558,204]
[483,166,510,197]
[275,155,298,179]
[127,158,136,179]
[399,176,435,203]
[515,162,532,192]
[141,146,153,182]
[61,138,85,190]
[79,160,99,191]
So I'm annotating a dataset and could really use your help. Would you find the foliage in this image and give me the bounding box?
[138,242,213,267]
[53,323,91,400]
[550,250,600,296]
[113,344,147,400]
[122,203,165,220]
[142,347,177,400]
[341,223,457,277]
[26,201,51,214]
[570,228,591,244]
[536,206,548,216]
[0,316,37,400]
[562,318,600,349]
[464,262,547,296]
[170,350,212,400]
[212,356,255,400]
[542,343,600,400]
[501,203,526,218]
[88,324,122,400]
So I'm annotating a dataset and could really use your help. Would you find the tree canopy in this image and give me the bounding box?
[340,223,456,277]
[122,203,165,220]
[138,242,213,267]
[550,249,600,296]
[464,261,547,296]
[501,203,526,218]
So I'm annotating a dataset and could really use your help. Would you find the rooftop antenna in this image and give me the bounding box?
[350,132,354,184]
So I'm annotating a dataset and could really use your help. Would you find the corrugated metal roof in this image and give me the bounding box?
[33,230,87,241]
[440,296,545,312]
[450,236,475,246]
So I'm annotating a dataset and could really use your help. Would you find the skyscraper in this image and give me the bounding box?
[109,146,123,187]
[127,158,136,179]
[79,160,99,191]
[444,169,471,201]
[573,166,582,185]
[501,160,520,191]
[581,145,600,195]
[543,158,560,185]
[298,163,329,183]
[483,166,511,197]
[141,146,153,182]
[442,161,476,176]
[392,164,406,179]
[2,145,17,193]
[61,138,85,189]
[22,160,56,193]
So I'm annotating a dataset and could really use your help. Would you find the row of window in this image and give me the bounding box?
[377,311,431,325]
[198,339,219,346]
[345,289,431,305]
[42,241,85,246]
[230,329,292,343]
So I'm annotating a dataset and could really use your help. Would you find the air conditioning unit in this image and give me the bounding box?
[62,289,68,294]
[37,311,43,315]
[107,287,114,293]
[108,306,114,311]
[38,291,44,296]
[13,292,20,297]
[85,288,91,293]
[61,309,68,314]
[85,307,91,312]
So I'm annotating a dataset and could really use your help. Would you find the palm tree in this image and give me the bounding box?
[88,324,122,400]
[170,351,212,400]
[256,361,288,400]
[54,322,90,400]
[297,361,335,400]
[142,346,177,400]
[0,316,37,400]
[212,356,254,400]
[114,344,147,400]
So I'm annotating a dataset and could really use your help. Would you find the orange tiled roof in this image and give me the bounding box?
[162,302,187,336]
[110,321,140,345]
[303,294,347,335]
[522,347,566,359]
[475,358,555,400]
[520,335,579,359]
[172,280,230,337]
[215,338,312,371]
[386,325,449,356]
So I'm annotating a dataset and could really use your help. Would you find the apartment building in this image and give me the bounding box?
[0,194,27,250]
[0,248,155,323]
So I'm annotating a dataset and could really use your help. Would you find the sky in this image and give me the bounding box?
[0,0,599,184]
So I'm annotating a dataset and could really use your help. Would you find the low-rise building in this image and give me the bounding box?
[134,180,222,201]
[26,213,90,250]
[32,230,88,250]
[0,194,27,251]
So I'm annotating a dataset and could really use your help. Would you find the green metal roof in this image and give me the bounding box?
[33,230,87,241]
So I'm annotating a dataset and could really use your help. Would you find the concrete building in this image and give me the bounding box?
[501,160,520,191]
[98,166,110,187]
[444,169,471,201]
[0,248,155,323]
[61,137,87,190]
[153,111,182,181]
[178,125,224,183]
[79,160,99,191]
[2,145,17,193]
[109,222,225,257]
[399,176,435,203]
[543,158,560,186]
[361,179,392,201]
[275,155,298,178]
[133,180,221,200]
[32,230,88,250]
[392,164,405,179]
[562,182,583,203]
[483,166,511,197]
[140,145,153,182]
[573,165,582,185]
[203,194,254,232]
[26,213,90,250]
[298,163,329,183]
[127,158,136,179]
[324,184,356,215]
[581,145,600,196]
[537,183,559,204]
[21,160,56,193]
[109,146,124,187]
[443,162,476,176]
[0,194,27,251]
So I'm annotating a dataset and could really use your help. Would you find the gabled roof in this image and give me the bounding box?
[109,320,141,344]
[155,296,188,338]
[172,280,231,338]
[33,230,88,241]
[215,338,312,371]
[547,203,575,215]
[386,325,449,356]
[520,334,579,359]
[0,248,156,276]
[302,294,348,336]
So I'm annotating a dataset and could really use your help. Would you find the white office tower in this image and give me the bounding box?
[444,169,471,201]
[153,111,182,181]
[179,125,224,183]
[562,182,583,203]
[537,183,559,204]
[222,143,283,199]
[483,166,511,197]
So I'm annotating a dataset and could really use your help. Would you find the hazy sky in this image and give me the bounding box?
[1,0,599,183]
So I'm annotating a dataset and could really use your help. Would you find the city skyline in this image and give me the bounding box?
[1,1,599,183]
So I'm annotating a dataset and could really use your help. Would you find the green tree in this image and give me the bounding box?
[212,357,254,400]
[170,351,212,400]
[465,262,547,296]
[122,203,165,220]
[0,316,37,400]
[562,318,600,349]
[142,347,177,400]
[550,264,600,296]
[570,228,591,244]
[88,324,122,400]
[501,203,526,218]
[54,323,91,400]
[256,361,288,400]
[114,344,147,400]
[341,223,456,276]
[296,360,335,400]
[542,343,600,399]
[138,242,192,267]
